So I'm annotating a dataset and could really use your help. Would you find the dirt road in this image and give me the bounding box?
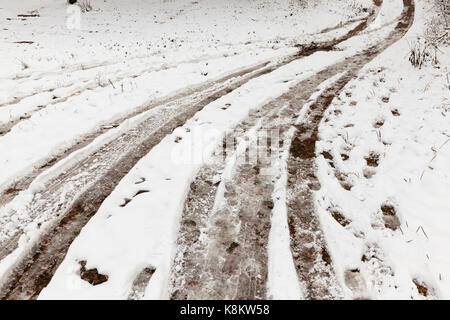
[169,0,414,300]
[0,0,416,300]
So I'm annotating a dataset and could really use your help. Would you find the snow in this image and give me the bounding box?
[36,53,340,299]
[0,0,372,79]
[314,0,450,299]
[267,72,346,300]
[0,0,374,193]
[0,48,294,192]
[1,0,447,301]
[38,31,396,299]
[367,0,403,30]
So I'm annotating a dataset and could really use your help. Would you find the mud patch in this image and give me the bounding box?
[329,208,351,227]
[413,279,429,297]
[79,261,108,286]
[321,150,335,168]
[365,152,380,167]
[380,203,400,230]
[373,120,385,128]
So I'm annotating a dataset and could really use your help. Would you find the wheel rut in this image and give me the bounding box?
[0,0,383,209]
[0,61,269,207]
[170,0,414,300]
[0,0,383,210]
[0,0,399,300]
[0,61,278,300]
[0,28,353,298]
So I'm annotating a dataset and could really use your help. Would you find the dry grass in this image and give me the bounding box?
[409,3,449,68]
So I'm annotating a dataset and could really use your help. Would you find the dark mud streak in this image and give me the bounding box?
[286,0,414,300]
[170,104,285,300]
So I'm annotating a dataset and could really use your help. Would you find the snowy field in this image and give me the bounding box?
[315,0,450,299]
[0,0,448,300]
[0,0,372,78]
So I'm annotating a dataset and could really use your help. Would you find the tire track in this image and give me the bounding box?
[0,1,384,299]
[0,1,383,209]
[0,55,265,136]
[0,0,383,137]
[0,34,345,299]
[170,0,413,300]
[0,61,270,207]
[170,100,283,300]
[286,0,414,300]
[169,67,348,300]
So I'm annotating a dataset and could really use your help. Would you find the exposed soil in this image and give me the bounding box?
[365,152,380,167]
[380,203,401,230]
[79,261,109,286]
[413,279,429,297]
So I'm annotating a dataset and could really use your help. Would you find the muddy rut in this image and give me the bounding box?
[170,0,414,300]
[0,0,383,209]
[170,70,344,300]
[0,7,378,209]
[0,61,276,300]
[0,11,374,297]
[0,0,415,300]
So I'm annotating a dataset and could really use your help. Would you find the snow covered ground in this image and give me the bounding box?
[38,0,412,300]
[315,0,450,299]
[0,0,372,192]
[0,0,448,300]
[0,0,372,78]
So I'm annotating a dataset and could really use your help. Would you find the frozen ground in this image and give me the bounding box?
[0,0,372,78]
[315,0,450,299]
[0,0,448,300]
